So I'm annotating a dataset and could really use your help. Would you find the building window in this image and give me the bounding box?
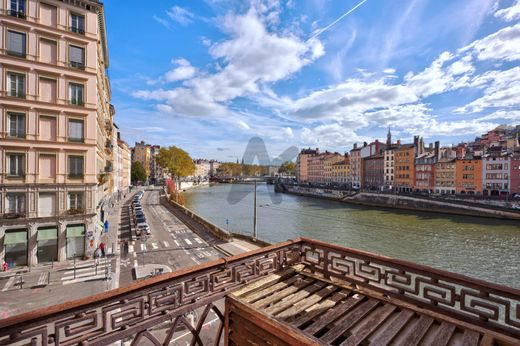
[70,13,85,34]
[68,119,84,142]
[69,83,84,105]
[69,45,85,69]
[9,0,26,18]
[7,30,26,57]
[68,192,83,209]
[8,112,25,138]
[68,155,84,178]
[7,153,25,177]
[7,72,26,98]
[6,193,25,213]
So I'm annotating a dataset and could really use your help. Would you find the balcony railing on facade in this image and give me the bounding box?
[7,9,26,19]
[0,237,518,345]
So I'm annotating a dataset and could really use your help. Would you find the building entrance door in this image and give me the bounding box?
[4,229,28,267]
[37,226,58,263]
[66,224,85,259]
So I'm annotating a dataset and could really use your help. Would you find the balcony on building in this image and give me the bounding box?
[0,237,518,345]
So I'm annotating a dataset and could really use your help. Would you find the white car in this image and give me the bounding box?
[137,222,151,235]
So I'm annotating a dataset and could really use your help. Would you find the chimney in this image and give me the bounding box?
[413,136,418,148]
[397,139,401,147]
[363,142,368,147]
[429,143,433,151]
[353,143,357,149]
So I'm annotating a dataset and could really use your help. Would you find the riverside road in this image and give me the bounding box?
[184,183,520,289]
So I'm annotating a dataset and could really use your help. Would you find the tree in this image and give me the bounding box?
[131,161,147,183]
[278,161,296,175]
[155,146,195,188]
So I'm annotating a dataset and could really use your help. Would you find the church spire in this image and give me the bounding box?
[386,127,392,146]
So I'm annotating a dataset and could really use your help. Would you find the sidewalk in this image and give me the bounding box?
[216,239,262,256]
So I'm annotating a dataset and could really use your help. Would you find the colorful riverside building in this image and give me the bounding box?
[482,147,511,196]
[296,148,319,183]
[434,148,457,195]
[363,154,384,189]
[512,149,520,194]
[394,136,423,192]
[455,156,482,194]
[414,141,439,193]
[0,0,122,267]
[349,144,362,188]
[323,153,344,184]
[331,155,350,185]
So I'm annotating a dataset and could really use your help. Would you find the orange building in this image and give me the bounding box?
[455,158,482,194]
[394,144,416,192]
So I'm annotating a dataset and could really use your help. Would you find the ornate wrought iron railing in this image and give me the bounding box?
[0,238,519,345]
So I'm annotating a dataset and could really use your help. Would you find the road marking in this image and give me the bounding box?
[170,234,176,240]
[174,239,180,247]
[163,241,169,248]
[196,253,204,259]
[2,276,15,291]
[63,274,105,285]
[151,243,158,250]
[184,238,192,245]
[141,243,146,252]
[37,272,48,286]
[128,245,134,253]
[194,238,203,244]
[134,260,138,268]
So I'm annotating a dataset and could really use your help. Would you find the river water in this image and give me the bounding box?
[183,183,520,288]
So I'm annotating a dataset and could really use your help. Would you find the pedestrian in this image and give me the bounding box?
[94,248,101,265]
[99,242,106,257]
[2,260,8,272]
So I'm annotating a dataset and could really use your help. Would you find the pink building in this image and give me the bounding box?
[0,0,115,267]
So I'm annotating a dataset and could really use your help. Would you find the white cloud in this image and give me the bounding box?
[494,0,520,22]
[238,120,251,130]
[465,23,520,62]
[383,68,396,74]
[167,6,195,25]
[164,58,197,82]
[284,127,294,138]
[153,16,172,30]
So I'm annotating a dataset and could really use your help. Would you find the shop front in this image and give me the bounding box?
[3,229,28,267]
[37,226,58,263]
[66,224,85,259]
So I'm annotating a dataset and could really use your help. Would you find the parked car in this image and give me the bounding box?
[137,222,151,235]
[513,193,520,199]
[135,216,146,224]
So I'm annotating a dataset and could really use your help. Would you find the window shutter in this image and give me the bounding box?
[8,31,25,55]
[70,46,84,64]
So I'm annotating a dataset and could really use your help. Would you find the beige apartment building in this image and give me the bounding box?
[0,0,119,267]
[296,148,318,183]
[132,141,151,178]
[323,153,344,183]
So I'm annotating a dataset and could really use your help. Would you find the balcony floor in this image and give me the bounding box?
[228,266,515,346]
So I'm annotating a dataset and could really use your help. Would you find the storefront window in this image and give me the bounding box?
[37,226,58,263]
[4,229,27,267]
[66,224,85,259]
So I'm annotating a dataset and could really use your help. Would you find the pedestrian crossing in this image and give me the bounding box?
[61,259,112,285]
[132,236,210,252]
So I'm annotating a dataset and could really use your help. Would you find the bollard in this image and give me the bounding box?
[19,274,23,289]
[73,254,76,279]
[48,272,51,285]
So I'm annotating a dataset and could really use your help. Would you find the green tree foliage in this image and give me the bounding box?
[278,161,296,175]
[217,163,267,176]
[155,146,195,186]
[131,161,147,183]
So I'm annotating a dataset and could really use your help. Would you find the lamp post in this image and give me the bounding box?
[253,179,257,240]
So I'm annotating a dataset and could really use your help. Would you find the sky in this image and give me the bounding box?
[104,0,520,161]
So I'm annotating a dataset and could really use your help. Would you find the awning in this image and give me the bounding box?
[37,227,58,241]
[4,229,27,244]
[66,225,85,238]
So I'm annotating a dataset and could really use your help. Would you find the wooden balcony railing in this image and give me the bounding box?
[0,238,518,345]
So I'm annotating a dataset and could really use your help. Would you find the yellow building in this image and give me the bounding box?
[331,158,350,184]
[132,141,151,178]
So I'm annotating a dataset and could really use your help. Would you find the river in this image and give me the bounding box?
[183,183,520,288]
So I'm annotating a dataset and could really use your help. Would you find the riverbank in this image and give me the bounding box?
[276,184,520,220]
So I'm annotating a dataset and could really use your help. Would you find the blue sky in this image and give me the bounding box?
[104,0,520,161]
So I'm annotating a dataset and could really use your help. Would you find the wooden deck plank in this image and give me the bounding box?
[368,309,415,346]
[339,304,397,346]
[264,281,327,316]
[275,285,337,320]
[303,294,366,336]
[422,322,456,346]
[232,266,300,298]
[242,275,301,304]
[460,329,481,346]
[291,290,350,328]
[399,315,434,346]
[321,299,380,344]
[252,277,315,309]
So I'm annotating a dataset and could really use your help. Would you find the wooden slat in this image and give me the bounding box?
[422,322,456,346]
[276,285,337,320]
[264,281,327,316]
[242,275,301,304]
[320,299,380,344]
[304,294,365,336]
[461,329,481,346]
[252,277,314,309]
[339,304,397,346]
[291,290,350,328]
[399,315,434,346]
[369,309,415,345]
[232,266,300,298]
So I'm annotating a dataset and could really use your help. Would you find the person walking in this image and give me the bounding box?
[94,248,101,265]
[99,242,106,257]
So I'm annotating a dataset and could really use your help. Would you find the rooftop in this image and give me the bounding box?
[0,238,518,345]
